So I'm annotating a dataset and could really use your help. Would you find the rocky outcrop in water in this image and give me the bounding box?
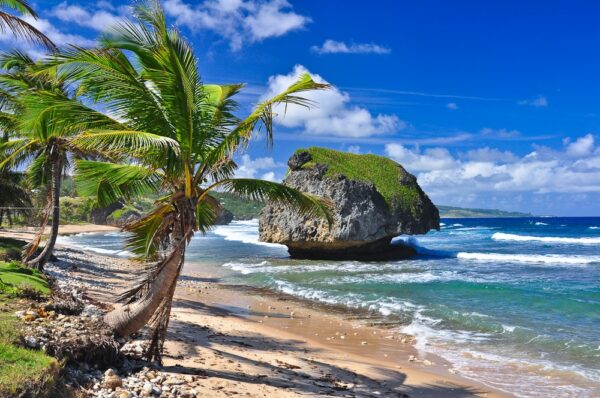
[259,149,439,260]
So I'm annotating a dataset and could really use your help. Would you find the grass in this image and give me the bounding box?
[0,261,50,296]
[296,147,421,214]
[0,312,59,397]
[0,237,26,262]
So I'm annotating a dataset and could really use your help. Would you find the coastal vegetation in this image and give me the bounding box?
[295,147,421,214]
[0,0,333,361]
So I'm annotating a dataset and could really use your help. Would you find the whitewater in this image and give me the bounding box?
[60,216,600,398]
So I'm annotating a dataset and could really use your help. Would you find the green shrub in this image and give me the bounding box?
[59,196,96,223]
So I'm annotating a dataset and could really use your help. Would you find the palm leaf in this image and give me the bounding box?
[204,178,333,226]
[70,130,180,158]
[75,160,163,207]
[0,11,56,52]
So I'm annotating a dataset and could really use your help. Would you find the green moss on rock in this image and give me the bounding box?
[295,147,420,214]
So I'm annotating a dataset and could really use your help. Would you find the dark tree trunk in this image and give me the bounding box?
[27,156,62,271]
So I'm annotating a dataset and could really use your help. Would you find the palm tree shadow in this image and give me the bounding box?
[162,302,488,398]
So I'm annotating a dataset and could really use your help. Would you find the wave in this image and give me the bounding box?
[398,237,600,265]
[589,226,600,230]
[457,252,600,265]
[56,236,133,257]
[492,232,600,245]
[535,222,549,226]
[212,221,284,248]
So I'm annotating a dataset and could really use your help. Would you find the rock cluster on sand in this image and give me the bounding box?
[259,147,439,260]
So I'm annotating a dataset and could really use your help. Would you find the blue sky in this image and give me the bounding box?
[3,0,600,216]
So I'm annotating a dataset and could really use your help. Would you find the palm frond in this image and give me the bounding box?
[0,11,57,52]
[75,160,163,207]
[203,73,329,169]
[205,178,333,225]
[69,130,180,158]
[123,203,175,260]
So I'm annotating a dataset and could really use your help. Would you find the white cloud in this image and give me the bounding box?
[384,134,600,205]
[235,154,283,181]
[480,127,521,139]
[519,95,548,107]
[263,65,405,137]
[311,40,391,54]
[347,145,361,154]
[566,133,594,157]
[51,2,122,32]
[0,15,95,56]
[163,0,309,51]
[446,102,458,110]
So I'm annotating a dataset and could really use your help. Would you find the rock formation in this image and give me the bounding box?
[259,148,439,260]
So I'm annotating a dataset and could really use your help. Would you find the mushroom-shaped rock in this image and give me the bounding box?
[259,147,439,260]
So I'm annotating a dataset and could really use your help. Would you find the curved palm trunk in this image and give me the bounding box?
[105,202,195,362]
[104,242,185,337]
[26,157,62,271]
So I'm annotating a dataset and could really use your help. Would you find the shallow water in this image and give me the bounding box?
[58,217,600,398]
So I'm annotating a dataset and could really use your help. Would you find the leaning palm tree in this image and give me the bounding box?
[0,0,56,51]
[47,0,331,361]
[0,50,164,268]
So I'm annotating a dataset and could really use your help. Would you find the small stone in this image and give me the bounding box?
[360,341,368,345]
[141,382,154,396]
[423,359,432,366]
[184,375,194,382]
[103,371,123,390]
[163,377,185,386]
[24,336,38,348]
[408,355,416,362]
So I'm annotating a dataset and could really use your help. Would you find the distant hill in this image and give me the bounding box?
[211,192,531,220]
[437,205,532,218]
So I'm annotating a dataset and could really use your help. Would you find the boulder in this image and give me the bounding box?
[259,148,439,260]
[214,208,234,225]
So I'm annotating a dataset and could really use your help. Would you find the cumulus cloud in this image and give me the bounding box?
[0,15,95,56]
[519,95,548,107]
[311,40,391,54]
[263,65,405,137]
[51,2,123,31]
[234,155,283,181]
[384,134,600,206]
[163,0,309,51]
[566,133,594,157]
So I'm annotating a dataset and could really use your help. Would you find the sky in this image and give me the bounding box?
[2,0,600,216]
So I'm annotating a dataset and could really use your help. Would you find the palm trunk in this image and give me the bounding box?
[27,156,62,271]
[104,241,185,337]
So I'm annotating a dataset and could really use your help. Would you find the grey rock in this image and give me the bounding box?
[259,150,439,260]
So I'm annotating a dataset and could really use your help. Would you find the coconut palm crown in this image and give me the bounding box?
[0,50,150,268]
[42,0,331,361]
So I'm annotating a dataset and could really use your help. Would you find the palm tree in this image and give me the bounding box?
[0,50,167,269]
[47,0,331,361]
[0,0,56,51]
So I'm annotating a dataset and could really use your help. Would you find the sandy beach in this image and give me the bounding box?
[29,224,512,398]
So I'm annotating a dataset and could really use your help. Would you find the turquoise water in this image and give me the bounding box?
[58,217,600,397]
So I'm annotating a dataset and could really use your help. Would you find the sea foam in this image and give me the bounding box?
[492,232,600,245]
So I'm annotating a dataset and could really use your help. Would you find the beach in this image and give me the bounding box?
[14,223,509,397]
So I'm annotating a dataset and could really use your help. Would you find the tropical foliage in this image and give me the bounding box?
[0,0,55,51]
[7,0,330,360]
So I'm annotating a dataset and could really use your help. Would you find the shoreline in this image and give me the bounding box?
[31,224,511,397]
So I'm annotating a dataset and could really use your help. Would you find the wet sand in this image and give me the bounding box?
[54,249,511,397]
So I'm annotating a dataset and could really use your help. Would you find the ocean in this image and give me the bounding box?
[57,217,600,398]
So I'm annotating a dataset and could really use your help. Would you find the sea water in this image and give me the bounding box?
[58,217,600,398]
